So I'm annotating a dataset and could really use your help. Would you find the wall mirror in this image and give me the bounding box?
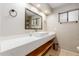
[25,8,42,30]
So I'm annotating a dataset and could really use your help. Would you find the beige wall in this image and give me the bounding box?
[47,3,79,53]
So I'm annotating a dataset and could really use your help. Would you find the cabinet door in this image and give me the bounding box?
[68,10,79,22]
[59,13,67,23]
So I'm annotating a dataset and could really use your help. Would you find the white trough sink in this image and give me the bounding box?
[0,32,56,56]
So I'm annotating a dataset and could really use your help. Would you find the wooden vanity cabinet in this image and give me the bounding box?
[27,37,55,56]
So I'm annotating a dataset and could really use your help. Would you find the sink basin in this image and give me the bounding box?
[28,32,48,37]
[33,32,48,37]
[0,32,56,55]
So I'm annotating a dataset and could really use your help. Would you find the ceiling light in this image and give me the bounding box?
[45,10,49,14]
[36,4,41,7]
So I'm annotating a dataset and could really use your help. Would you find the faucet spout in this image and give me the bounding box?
[35,29,38,32]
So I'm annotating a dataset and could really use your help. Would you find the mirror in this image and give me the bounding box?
[25,8,42,30]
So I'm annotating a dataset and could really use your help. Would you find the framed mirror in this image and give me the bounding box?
[25,8,42,30]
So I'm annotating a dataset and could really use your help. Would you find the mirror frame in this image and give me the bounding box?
[25,8,42,30]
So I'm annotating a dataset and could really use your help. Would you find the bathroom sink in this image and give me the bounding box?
[25,32,56,37]
[0,32,56,55]
[29,32,48,37]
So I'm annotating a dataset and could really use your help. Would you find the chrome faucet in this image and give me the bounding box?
[35,29,38,32]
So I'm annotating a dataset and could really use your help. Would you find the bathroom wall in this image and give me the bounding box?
[47,3,79,53]
[0,5,2,36]
[0,3,46,36]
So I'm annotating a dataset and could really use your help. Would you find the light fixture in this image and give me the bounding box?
[36,4,41,7]
[45,10,49,14]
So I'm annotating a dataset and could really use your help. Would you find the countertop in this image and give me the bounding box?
[0,32,56,56]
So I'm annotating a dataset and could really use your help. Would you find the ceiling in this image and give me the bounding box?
[48,3,66,8]
[30,3,67,15]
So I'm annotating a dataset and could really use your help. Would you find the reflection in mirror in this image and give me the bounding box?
[25,8,42,30]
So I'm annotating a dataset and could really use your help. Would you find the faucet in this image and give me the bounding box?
[35,28,38,32]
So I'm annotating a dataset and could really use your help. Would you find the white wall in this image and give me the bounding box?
[47,3,79,53]
[0,3,46,36]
